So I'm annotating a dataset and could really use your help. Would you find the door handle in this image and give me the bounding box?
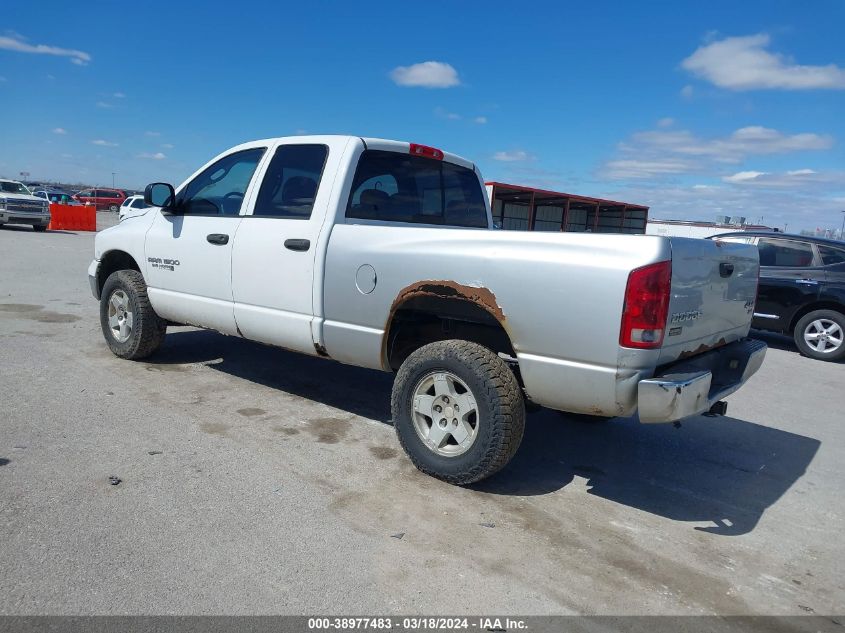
[206,233,229,245]
[796,279,818,285]
[284,238,310,252]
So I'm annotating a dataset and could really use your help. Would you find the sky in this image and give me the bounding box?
[1,0,844,232]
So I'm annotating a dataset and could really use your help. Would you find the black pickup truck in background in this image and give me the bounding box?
[711,232,845,362]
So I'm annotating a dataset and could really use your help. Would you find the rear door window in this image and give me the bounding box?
[346,150,488,228]
[818,245,845,266]
[253,144,328,218]
[757,238,816,267]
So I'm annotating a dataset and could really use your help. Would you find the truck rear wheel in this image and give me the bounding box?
[391,340,525,485]
[794,309,845,361]
[99,270,166,360]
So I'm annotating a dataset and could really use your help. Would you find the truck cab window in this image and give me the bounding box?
[253,144,328,218]
[346,150,488,228]
[179,148,266,216]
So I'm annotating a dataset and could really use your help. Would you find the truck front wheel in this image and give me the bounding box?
[99,270,166,360]
[391,340,525,485]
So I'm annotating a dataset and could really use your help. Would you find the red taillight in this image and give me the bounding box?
[409,143,444,160]
[620,260,672,349]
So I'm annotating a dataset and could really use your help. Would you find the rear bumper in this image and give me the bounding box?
[637,338,766,423]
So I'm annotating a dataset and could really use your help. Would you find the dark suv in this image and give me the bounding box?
[711,232,845,361]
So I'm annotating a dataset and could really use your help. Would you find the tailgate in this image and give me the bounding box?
[659,237,758,365]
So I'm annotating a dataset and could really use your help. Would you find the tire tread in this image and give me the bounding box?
[101,270,166,360]
[391,340,525,485]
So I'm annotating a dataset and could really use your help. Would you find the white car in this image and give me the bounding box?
[118,195,150,222]
[0,179,51,231]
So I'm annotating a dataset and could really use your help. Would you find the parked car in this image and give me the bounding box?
[0,179,51,231]
[32,189,82,206]
[711,232,845,361]
[88,135,766,484]
[118,194,150,222]
[73,188,127,211]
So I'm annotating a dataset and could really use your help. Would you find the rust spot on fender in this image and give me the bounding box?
[389,280,506,324]
[678,337,728,359]
[382,280,508,368]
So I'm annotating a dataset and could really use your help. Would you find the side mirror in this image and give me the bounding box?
[144,182,177,210]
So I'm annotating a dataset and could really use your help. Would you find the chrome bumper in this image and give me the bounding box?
[637,338,767,423]
[0,211,50,224]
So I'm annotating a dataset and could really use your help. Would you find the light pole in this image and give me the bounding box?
[111,172,116,189]
[840,210,845,241]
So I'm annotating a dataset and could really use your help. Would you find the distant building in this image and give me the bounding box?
[485,182,649,234]
[646,218,777,239]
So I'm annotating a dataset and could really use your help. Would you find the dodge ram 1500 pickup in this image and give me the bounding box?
[88,135,766,484]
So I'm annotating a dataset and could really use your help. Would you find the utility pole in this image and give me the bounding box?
[840,210,845,242]
[112,172,116,189]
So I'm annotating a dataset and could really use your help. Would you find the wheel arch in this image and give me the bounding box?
[383,281,516,372]
[97,250,142,298]
[788,301,845,333]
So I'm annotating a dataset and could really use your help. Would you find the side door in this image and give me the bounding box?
[92,190,107,210]
[144,146,268,335]
[753,237,823,331]
[231,141,337,354]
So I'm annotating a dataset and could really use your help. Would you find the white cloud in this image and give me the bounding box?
[390,61,460,88]
[680,84,694,99]
[603,158,697,179]
[722,168,844,187]
[0,34,91,65]
[161,143,174,149]
[52,127,67,135]
[604,124,834,178]
[492,150,532,162]
[138,152,166,160]
[113,92,125,98]
[0,75,6,82]
[144,131,160,137]
[473,116,488,124]
[682,34,845,91]
[96,101,113,108]
[91,139,118,147]
[723,171,766,183]
[657,117,674,128]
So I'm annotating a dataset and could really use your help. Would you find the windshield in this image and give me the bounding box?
[0,181,31,194]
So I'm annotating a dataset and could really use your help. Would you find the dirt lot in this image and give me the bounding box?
[0,218,842,615]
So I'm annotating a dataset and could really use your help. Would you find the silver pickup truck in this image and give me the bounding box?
[88,135,766,484]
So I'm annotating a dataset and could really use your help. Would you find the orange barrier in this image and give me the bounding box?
[47,204,96,231]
